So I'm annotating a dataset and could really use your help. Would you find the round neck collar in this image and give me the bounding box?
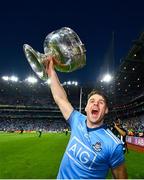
[87,124,107,132]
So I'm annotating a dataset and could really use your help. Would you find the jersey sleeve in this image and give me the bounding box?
[109,144,125,169]
[67,110,86,129]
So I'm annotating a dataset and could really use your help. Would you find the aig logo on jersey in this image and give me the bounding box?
[92,142,102,152]
[66,136,97,170]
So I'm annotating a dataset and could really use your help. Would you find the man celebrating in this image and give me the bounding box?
[112,118,128,154]
[44,57,128,179]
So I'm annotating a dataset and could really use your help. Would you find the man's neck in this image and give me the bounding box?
[86,120,103,129]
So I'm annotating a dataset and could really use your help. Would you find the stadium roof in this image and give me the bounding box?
[109,32,144,105]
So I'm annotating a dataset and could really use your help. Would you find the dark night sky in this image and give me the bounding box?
[0,0,144,84]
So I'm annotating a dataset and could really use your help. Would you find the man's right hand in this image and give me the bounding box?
[43,56,55,77]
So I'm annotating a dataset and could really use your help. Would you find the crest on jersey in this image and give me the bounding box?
[93,142,102,152]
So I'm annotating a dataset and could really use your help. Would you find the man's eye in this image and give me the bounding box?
[90,100,94,103]
[99,101,104,104]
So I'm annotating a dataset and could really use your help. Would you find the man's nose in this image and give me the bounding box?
[94,101,98,105]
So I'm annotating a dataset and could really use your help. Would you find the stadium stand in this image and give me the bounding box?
[0,32,144,140]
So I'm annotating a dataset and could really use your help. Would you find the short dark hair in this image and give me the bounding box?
[87,89,109,107]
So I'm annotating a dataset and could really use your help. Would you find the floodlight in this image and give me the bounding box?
[102,74,113,83]
[2,76,9,81]
[10,76,18,82]
[75,81,78,86]
[26,76,38,84]
[67,81,71,85]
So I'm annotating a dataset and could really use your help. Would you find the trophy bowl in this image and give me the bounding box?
[23,27,86,81]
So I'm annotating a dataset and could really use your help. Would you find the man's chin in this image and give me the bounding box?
[91,114,99,120]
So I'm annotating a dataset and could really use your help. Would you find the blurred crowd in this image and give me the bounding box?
[123,115,144,137]
[0,118,67,132]
[0,80,144,136]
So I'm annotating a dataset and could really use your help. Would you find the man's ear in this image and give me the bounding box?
[105,107,108,114]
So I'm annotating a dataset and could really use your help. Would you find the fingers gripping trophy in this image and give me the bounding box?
[23,27,86,80]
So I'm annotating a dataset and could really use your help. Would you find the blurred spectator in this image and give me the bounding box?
[111,118,128,153]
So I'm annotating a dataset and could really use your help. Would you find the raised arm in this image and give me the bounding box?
[44,57,74,120]
[113,122,126,136]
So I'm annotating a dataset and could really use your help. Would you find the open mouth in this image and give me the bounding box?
[91,109,99,116]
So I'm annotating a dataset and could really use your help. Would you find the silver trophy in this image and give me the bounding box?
[23,27,86,81]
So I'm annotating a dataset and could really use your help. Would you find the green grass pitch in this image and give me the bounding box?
[0,132,144,179]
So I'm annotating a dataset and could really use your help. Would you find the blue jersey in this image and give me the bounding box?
[57,110,124,179]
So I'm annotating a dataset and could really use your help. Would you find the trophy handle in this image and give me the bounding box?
[23,44,86,80]
[23,44,48,81]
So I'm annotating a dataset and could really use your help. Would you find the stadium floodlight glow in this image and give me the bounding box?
[62,81,78,86]
[75,81,78,86]
[71,81,78,86]
[2,76,9,81]
[63,82,66,85]
[67,81,71,85]
[25,76,38,84]
[10,75,18,82]
[101,74,113,83]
